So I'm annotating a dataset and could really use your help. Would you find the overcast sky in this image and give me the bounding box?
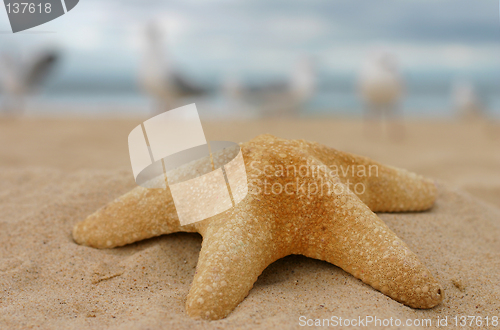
[0,0,499,89]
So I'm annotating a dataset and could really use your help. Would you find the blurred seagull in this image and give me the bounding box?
[451,80,498,139]
[221,56,316,117]
[287,56,316,115]
[452,80,483,120]
[0,49,59,116]
[219,72,257,118]
[358,50,405,139]
[139,22,207,114]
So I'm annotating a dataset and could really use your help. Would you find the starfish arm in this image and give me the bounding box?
[301,189,443,309]
[302,140,437,212]
[72,186,195,248]
[185,209,289,320]
[348,157,437,212]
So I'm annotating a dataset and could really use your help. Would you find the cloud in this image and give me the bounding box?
[3,0,498,85]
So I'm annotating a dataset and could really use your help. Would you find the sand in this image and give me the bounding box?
[0,117,499,329]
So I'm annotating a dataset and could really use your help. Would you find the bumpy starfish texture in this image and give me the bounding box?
[73,134,443,320]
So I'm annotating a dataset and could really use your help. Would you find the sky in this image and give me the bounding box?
[0,0,499,94]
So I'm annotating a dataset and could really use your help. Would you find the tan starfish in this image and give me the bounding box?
[73,134,443,320]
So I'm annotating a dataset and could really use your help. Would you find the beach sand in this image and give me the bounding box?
[0,117,499,329]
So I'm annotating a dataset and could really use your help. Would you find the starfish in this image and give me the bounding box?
[72,134,443,320]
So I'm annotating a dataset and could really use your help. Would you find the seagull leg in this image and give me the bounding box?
[387,102,405,141]
[364,103,382,139]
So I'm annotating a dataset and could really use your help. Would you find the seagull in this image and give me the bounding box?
[139,22,207,114]
[0,48,59,116]
[451,80,498,139]
[452,80,482,120]
[358,50,405,139]
[220,56,316,117]
[288,56,316,112]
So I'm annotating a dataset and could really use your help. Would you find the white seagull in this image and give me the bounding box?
[289,56,316,111]
[220,56,316,117]
[358,50,405,139]
[139,22,207,115]
[0,48,59,116]
[451,80,482,120]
